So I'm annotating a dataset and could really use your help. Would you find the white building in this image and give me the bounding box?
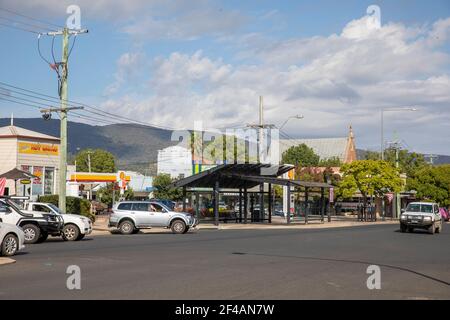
[157,146,192,179]
[0,124,60,197]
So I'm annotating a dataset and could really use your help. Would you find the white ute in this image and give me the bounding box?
[23,202,92,241]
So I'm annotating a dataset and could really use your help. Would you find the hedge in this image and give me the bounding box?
[38,195,94,221]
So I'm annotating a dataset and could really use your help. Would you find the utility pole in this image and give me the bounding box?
[247,96,275,163]
[40,27,88,212]
[388,138,402,218]
[87,150,92,200]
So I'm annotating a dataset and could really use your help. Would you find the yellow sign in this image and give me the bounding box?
[18,142,59,156]
[20,179,31,185]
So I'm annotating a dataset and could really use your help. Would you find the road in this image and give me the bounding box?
[1,224,450,299]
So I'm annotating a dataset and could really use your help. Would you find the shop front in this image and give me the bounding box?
[0,125,60,198]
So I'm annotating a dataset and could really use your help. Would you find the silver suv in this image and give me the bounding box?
[109,201,198,234]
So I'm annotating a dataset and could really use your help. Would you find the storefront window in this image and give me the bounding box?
[44,167,55,195]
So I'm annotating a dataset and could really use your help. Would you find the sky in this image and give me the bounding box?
[0,0,449,155]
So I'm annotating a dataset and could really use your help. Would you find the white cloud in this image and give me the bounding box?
[2,0,247,39]
[102,14,450,154]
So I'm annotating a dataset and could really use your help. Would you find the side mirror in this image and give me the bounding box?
[401,209,405,213]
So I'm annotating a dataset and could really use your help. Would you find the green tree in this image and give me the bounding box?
[153,174,183,200]
[318,156,342,167]
[75,149,116,173]
[407,165,450,206]
[338,160,403,207]
[384,148,428,178]
[282,144,320,167]
[96,183,134,207]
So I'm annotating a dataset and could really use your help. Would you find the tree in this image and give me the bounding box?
[96,183,134,207]
[75,149,116,173]
[318,156,342,167]
[338,160,403,207]
[153,174,183,200]
[407,165,450,206]
[282,144,320,167]
[384,148,428,178]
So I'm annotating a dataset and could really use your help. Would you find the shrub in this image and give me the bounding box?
[38,195,95,221]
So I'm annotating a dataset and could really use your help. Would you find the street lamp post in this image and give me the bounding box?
[279,115,304,131]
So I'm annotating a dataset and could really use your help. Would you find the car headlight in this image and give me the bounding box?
[400,214,407,220]
[423,216,432,221]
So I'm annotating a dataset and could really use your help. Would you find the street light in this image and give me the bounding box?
[279,115,304,130]
[380,107,417,160]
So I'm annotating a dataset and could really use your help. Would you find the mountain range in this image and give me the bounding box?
[1,118,449,175]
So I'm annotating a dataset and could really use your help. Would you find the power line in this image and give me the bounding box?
[0,21,40,34]
[0,15,56,32]
[0,7,63,29]
[0,81,190,131]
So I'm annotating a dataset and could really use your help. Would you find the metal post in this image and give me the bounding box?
[305,187,309,224]
[244,188,248,224]
[286,183,291,224]
[195,192,200,221]
[268,183,272,224]
[58,28,69,213]
[239,188,243,223]
[380,109,384,160]
[214,181,219,226]
[259,183,264,222]
[395,146,401,218]
[250,193,254,222]
[182,187,187,212]
[320,187,325,223]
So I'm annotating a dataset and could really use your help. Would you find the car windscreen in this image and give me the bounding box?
[406,203,433,213]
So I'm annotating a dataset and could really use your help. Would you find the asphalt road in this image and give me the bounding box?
[1,223,450,299]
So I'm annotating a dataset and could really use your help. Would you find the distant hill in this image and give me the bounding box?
[0,118,177,174]
[3,119,448,175]
[357,149,450,165]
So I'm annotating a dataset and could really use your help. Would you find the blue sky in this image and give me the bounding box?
[0,0,450,155]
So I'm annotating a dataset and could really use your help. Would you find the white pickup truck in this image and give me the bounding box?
[23,202,92,241]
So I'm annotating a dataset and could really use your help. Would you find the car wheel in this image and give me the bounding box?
[1,234,19,256]
[407,227,414,233]
[22,224,41,244]
[119,220,135,235]
[400,224,407,233]
[62,224,80,241]
[428,222,435,234]
[171,220,186,234]
[183,226,190,234]
[37,232,48,243]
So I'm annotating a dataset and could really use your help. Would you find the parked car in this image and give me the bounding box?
[22,202,92,241]
[0,197,63,244]
[400,202,443,234]
[0,222,25,256]
[109,201,198,234]
[439,207,449,222]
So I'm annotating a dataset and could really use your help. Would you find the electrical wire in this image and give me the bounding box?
[0,7,63,29]
[0,21,40,34]
[37,34,52,65]
[0,15,56,33]
[0,81,189,131]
